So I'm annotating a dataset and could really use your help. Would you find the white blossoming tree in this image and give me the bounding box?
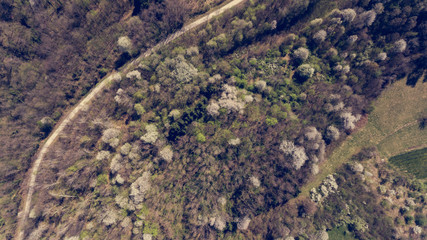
[280,140,308,170]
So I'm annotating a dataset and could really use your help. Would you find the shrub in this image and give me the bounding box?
[126,70,141,80]
[170,56,198,83]
[110,154,122,174]
[377,52,387,61]
[228,138,241,146]
[347,35,358,45]
[134,104,146,116]
[415,214,426,227]
[143,222,159,237]
[168,109,181,119]
[255,80,267,92]
[37,117,54,135]
[96,151,111,161]
[97,174,109,185]
[120,143,132,156]
[186,46,199,56]
[250,176,261,187]
[237,216,251,230]
[405,215,414,224]
[196,133,206,143]
[266,117,278,126]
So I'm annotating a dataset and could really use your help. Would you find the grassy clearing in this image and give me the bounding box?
[328,225,357,240]
[389,147,427,179]
[300,79,427,196]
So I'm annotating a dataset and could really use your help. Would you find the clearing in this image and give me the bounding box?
[300,79,427,196]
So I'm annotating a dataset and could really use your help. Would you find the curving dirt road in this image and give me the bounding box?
[15,0,246,239]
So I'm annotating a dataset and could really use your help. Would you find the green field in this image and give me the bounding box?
[389,147,427,179]
[300,79,427,196]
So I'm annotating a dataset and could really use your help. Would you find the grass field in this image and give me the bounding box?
[389,147,427,179]
[300,79,427,196]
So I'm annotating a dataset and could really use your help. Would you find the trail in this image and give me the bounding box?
[15,0,245,239]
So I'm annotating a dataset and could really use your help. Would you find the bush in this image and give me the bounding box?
[266,117,278,126]
[405,215,414,224]
[415,214,426,227]
[196,133,206,143]
[97,174,109,186]
[37,117,54,135]
[134,104,146,116]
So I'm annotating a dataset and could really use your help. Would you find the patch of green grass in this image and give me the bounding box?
[143,221,159,237]
[96,174,109,186]
[67,164,79,172]
[328,225,357,240]
[389,147,427,179]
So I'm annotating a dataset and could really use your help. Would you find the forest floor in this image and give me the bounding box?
[300,79,427,197]
[14,0,247,239]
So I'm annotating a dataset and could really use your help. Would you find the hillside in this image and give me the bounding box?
[1,0,426,239]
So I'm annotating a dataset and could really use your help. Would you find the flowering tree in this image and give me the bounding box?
[280,140,308,170]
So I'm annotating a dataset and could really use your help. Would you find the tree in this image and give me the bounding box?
[118,36,133,53]
[37,117,54,136]
[159,145,173,162]
[340,112,360,130]
[141,124,159,144]
[326,125,340,141]
[293,47,310,63]
[130,171,151,205]
[393,39,407,53]
[313,30,327,43]
[296,64,315,81]
[355,10,376,28]
[134,104,146,116]
[341,8,357,23]
[280,140,308,170]
[102,128,121,147]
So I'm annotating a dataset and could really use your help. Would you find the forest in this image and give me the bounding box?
[0,0,426,239]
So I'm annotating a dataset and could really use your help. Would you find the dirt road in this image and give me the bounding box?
[15,0,245,239]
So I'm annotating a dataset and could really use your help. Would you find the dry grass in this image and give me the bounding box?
[300,79,427,196]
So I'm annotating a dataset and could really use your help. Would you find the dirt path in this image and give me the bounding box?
[15,1,245,239]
